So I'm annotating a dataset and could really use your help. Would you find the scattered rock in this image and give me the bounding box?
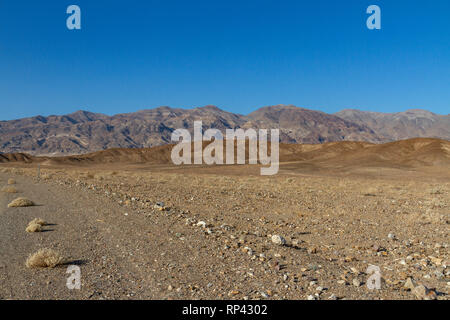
[413,285,437,300]
[271,235,286,246]
[388,233,397,240]
[404,278,416,291]
[197,221,207,228]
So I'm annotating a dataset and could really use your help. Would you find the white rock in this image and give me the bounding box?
[271,235,286,246]
[352,278,361,287]
[197,221,207,228]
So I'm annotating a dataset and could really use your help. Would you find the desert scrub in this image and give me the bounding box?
[7,197,35,208]
[29,218,47,226]
[26,249,64,268]
[7,178,15,185]
[26,223,42,233]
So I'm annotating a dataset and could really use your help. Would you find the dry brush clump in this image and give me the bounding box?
[1,186,18,193]
[26,223,42,233]
[7,178,16,185]
[25,218,47,233]
[7,197,35,208]
[26,248,65,268]
[29,218,47,226]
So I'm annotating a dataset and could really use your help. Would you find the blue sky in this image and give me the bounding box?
[0,0,449,120]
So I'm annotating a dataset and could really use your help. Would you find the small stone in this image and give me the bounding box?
[388,233,396,240]
[328,294,337,300]
[352,278,361,287]
[196,221,207,228]
[307,295,316,300]
[404,278,416,291]
[271,235,286,246]
[228,290,240,296]
[413,285,437,300]
[429,256,442,266]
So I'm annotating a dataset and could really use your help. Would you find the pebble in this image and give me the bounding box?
[388,233,396,240]
[352,278,361,287]
[404,278,416,291]
[271,235,286,246]
[197,221,207,228]
[413,285,437,300]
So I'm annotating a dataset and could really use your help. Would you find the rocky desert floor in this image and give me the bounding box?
[0,156,448,301]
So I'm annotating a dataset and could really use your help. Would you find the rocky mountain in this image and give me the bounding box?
[244,105,380,144]
[0,105,447,155]
[335,109,450,142]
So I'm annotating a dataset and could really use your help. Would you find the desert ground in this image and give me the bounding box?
[0,138,449,300]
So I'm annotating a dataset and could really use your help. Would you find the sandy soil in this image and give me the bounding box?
[0,152,448,300]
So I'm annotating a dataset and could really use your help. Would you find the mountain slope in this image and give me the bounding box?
[335,109,450,142]
[245,105,380,144]
[0,105,448,155]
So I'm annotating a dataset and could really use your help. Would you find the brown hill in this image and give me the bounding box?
[2,138,448,171]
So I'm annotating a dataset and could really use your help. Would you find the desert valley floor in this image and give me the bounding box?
[0,138,449,300]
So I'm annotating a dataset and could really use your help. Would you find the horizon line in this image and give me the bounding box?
[1,104,448,121]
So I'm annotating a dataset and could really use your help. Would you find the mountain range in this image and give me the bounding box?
[0,105,448,155]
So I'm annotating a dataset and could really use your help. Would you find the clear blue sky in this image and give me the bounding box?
[0,0,449,120]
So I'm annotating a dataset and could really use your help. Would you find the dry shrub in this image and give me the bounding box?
[7,178,16,185]
[1,186,18,193]
[26,223,42,233]
[26,248,64,268]
[29,218,47,226]
[7,197,35,208]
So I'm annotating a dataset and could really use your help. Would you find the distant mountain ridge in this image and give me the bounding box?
[0,105,448,155]
[335,109,450,142]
